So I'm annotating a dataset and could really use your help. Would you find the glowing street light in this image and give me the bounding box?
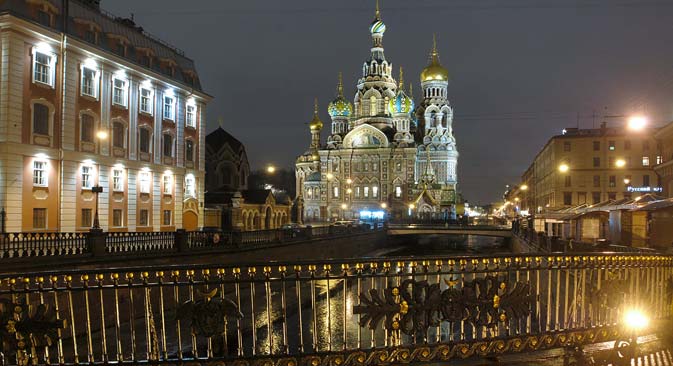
[627,115,647,131]
[96,130,108,140]
[558,163,569,173]
[624,178,631,185]
[615,159,626,168]
[520,184,528,191]
[380,202,387,209]
[266,165,276,174]
[514,197,520,202]
[408,203,415,210]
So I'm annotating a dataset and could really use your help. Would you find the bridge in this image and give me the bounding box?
[1,253,670,366]
[387,224,512,238]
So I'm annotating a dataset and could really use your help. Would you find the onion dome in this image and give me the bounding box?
[309,98,323,131]
[421,34,449,82]
[369,0,386,35]
[328,72,353,118]
[389,67,414,114]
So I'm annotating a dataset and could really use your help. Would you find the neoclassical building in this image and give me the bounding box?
[295,4,459,221]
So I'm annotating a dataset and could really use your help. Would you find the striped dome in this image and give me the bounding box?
[389,91,414,114]
[370,19,386,35]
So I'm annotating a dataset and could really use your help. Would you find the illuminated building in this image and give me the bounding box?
[295,3,459,221]
[0,0,210,231]
[654,121,673,197]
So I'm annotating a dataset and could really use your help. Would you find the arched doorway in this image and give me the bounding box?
[184,211,198,231]
[265,207,272,229]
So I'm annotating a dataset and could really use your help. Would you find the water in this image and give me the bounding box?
[370,234,511,258]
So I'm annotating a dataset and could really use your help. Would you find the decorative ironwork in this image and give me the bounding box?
[354,276,532,334]
[0,299,66,364]
[176,288,243,338]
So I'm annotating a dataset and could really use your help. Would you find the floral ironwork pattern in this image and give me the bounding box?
[0,299,66,364]
[176,288,243,338]
[353,276,532,335]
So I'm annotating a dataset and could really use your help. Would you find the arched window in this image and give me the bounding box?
[33,103,49,135]
[306,187,313,199]
[139,127,152,154]
[112,121,125,148]
[162,133,173,158]
[185,139,194,162]
[80,114,94,143]
[370,96,377,116]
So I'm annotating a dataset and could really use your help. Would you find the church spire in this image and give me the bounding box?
[398,66,404,89]
[375,0,380,20]
[337,71,344,97]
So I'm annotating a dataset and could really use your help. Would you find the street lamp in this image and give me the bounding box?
[91,185,103,230]
[627,115,647,131]
[624,178,631,185]
[380,202,387,209]
[558,163,569,173]
[266,165,276,174]
[615,159,626,168]
[96,130,108,140]
[520,184,528,191]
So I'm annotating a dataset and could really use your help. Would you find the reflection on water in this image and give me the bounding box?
[384,234,510,257]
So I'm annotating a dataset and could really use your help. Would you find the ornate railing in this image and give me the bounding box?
[0,232,89,258]
[0,254,670,365]
[107,231,176,253]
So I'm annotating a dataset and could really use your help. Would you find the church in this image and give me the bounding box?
[295,3,460,222]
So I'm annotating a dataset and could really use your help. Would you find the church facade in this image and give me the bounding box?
[295,4,459,222]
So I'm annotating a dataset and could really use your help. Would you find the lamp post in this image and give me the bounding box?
[91,185,103,230]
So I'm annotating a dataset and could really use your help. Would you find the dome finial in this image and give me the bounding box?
[337,72,344,97]
[432,33,438,56]
[314,97,319,116]
[310,97,323,130]
[421,33,449,82]
[375,0,381,19]
[398,66,404,89]
[408,82,413,97]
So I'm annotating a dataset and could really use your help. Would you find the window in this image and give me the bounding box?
[112,78,127,106]
[139,171,151,194]
[81,209,92,228]
[593,141,600,151]
[306,187,313,199]
[80,67,97,97]
[656,155,663,165]
[139,209,149,226]
[185,175,196,197]
[624,140,631,150]
[33,208,47,229]
[140,88,153,114]
[593,157,600,168]
[355,186,361,198]
[116,43,125,56]
[81,114,94,143]
[112,169,123,191]
[608,141,615,151]
[364,186,369,198]
[163,134,173,157]
[577,192,587,204]
[163,95,174,120]
[608,157,614,167]
[563,192,572,206]
[33,103,49,135]
[163,210,172,226]
[372,185,378,198]
[369,96,377,116]
[186,104,196,128]
[608,192,617,200]
[395,186,402,198]
[563,141,571,152]
[395,162,402,172]
[140,55,151,67]
[139,128,151,154]
[643,174,650,186]
[113,122,125,148]
[33,51,54,86]
[609,175,616,188]
[84,30,97,43]
[112,209,123,227]
[37,10,50,26]
[564,175,571,187]
[185,140,194,162]
[363,163,369,172]
[163,175,172,195]
[332,185,339,198]
[81,165,93,189]
[593,175,600,188]
[592,192,601,204]
[642,156,650,166]
[33,160,47,187]
[372,162,378,171]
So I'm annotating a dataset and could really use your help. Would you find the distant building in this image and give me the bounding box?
[295,4,459,222]
[204,128,291,230]
[0,0,210,232]
[654,121,673,197]
[516,125,661,214]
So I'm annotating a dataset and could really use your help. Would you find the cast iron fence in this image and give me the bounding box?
[0,254,671,365]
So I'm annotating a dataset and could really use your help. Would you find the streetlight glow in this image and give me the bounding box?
[380,203,387,209]
[623,309,649,331]
[408,203,415,210]
[627,115,647,131]
[266,165,276,174]
[96,130,108,140]
[624,178,631,185]
[340,203,347,210]
[520,184,528,191]
[558,163,569,173]
[615,159,626,168]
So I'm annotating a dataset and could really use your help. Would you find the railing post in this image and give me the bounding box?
[87,228,107,256]
[306,225,314,240]
[175,229,188,252]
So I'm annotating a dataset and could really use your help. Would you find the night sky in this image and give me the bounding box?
[106,0,673,204]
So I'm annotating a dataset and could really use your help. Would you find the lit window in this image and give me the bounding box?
[364,186,369,198]
[656,155,663,165]
[33,208,47,229]
[163,134,173,158]
[140,87,153,114]
[139,209,149,226]
[33,160,47,187]
[185,140,194,162]
[608,141,615,151]
[139,171,151,194]
[139,128,151,154]
[112,209,123,227]
[80,208,92,228]
[33,103,49,135]
[395,186,402,198]
[163,210,172,226]
[81,165,93,189]
[355,186,361,198]
[163,174,172,195]
[306,187,313,199]
[185,174,196,197]
[332,185,339,198]
[642,156,650,166]
[112,169,123,191]
[370,96,377,116]
[33,50,55,86]
[112,78,127,106]
[163,95,175,120]
[81,114,94,143]
[372,186,378,198]
[186,104,196,128]
[80,66,98,98]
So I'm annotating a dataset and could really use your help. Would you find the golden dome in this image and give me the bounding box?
[420,34,449,82]
[309,97,323,130]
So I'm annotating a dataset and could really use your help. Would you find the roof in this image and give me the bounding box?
[206,127,245,153]
[306,172,322,182]
[631,198,673,211]
[241,190,273,205]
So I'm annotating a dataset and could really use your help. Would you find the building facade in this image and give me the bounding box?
[654,121,673,198]
[0,0,210,232]
[295,4,459,221]
[516,125,661,213]
[205,127,249,194]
